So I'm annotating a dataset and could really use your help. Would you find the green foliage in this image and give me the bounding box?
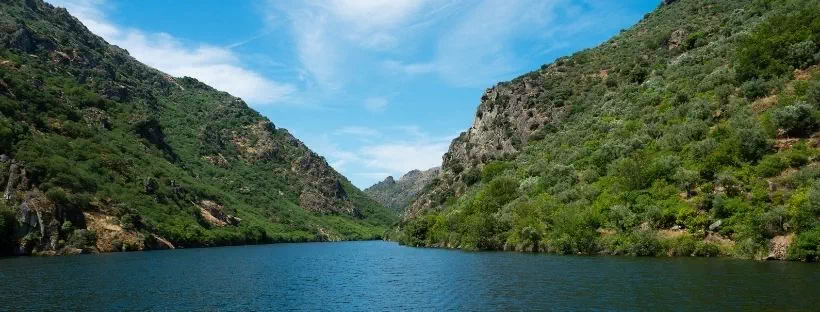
[0,0,398,253]
[0,202,16,255]
[693,241,721,257]
[404,0,820,261]
[735,4,820,82]
[481,161,513,182]
[770,102,819,136]
[463,167,481,186]
[788,227,820,261]
[741,79,770,100]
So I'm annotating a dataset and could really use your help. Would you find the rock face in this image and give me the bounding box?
[293,151,356,215]
[364,168,440,213]
[767,234,794,260]
[198,200,241,227]
[408,71,570,217]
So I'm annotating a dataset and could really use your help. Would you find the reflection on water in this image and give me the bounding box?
[0,241,817,311]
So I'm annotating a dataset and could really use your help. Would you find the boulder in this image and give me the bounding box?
[766,234,794,261]
[3,163,20,200]
[708,219,722,232]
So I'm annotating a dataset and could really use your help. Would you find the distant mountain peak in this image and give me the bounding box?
[364,167,440,213]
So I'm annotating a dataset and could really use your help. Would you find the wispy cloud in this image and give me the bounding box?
[318,125,454,187]
[334,126,381,138]
[363,97,388,113]
[47,0,296,106]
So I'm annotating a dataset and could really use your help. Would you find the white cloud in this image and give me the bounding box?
[47,0,295,106]
[363,97,388,113]
[384,60,437,75]
[318,125,453,187]
[426,0,563,86]
[360,141,450,174]
[327,0,429,49]
[267,0,438,91]
[334,126,381,137]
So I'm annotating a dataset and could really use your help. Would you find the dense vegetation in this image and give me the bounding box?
[0,0,395,255]
[397,0,820,261]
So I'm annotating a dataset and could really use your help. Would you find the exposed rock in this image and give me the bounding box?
[83,212,145,252]
[409,72,567,216]
[202,154,230,168]
[82,107,111,130]
[231,120,279,162]
[315,227,341,242]
[365,167,440,213]
[148,234,175,250]
[667,29,686,50]
[8,25,36,53]
[708,219,722,232]
[292,151,355,215]
[3,162,22,201]
[766,234,794,261]
[197,200,240,227]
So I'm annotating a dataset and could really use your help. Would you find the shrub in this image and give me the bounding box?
[807,81,820,107]
[693,241,721,257]
[788,227,820,262]
[462,167,481,186]
[787,40,819,69]
[481,161,512,182]
[756,155,788,177]
[770,102,819,136]
[735,7,820,81]
[666,235,698,257]
[736,126,772,162]
[741,79,770,100]
[0,202,16,255]
[628,231,662,256]
[67,229,97,249]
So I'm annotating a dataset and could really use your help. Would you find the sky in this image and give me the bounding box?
[46,0,658,189]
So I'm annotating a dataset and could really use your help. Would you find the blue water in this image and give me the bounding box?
[0,241,817,311]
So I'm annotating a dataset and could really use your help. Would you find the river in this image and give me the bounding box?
[0,241,817,311]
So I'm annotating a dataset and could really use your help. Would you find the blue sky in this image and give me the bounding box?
[48,0,658,188]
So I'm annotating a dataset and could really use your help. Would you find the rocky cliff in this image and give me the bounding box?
[408,69,569,217]
[365,167,440,213]
[0,0,395,256]
[400,0,820,261]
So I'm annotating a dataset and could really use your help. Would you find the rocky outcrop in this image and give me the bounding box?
[197,200,241,227]
[365,167,440,213]
[767,234,794,261]
[231,120,280,162]
[409,72,569,217]
[83,212,144,252]
[293,151,355,215]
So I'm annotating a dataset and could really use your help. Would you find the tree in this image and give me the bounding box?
[673,168,700,198]
[771,102,819,136]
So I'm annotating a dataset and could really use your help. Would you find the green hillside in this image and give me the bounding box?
[399,0,820,261]
[0,0,396,256]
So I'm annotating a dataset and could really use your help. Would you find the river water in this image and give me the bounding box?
[0,241,817,311]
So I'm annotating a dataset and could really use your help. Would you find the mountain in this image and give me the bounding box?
[364,168,440,213]
[0,0,396,256]
[398,0,820,261]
